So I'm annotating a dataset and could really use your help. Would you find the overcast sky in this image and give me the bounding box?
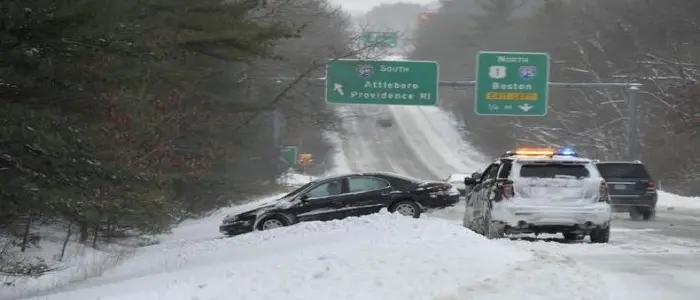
[330,0,435,15]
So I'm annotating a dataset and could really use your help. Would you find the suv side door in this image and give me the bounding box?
[343,176,393,217]
[470,163,501,220]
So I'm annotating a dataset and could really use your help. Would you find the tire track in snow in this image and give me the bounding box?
[339,105,436,179]
[388,105,489,179]
[414,106,487,170]
[436,248,608,300]
[394,106,468,171]
[389,106,455,178]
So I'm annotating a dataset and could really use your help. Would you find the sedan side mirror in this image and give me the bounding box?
[464,177,478,186]
[300,194,309,202]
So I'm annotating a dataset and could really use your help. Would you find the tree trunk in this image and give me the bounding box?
[59,222,73,261]
[92,224,99,248]
[79,221,89,243]
[20,214,33,252]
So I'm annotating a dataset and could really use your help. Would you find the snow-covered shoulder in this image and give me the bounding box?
[29,212,608,300]
[657,190,700,210]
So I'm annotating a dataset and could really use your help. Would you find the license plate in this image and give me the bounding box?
[614,184,627,190]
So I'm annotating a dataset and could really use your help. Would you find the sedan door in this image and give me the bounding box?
[342,176,394,217]
[294,178,348,222]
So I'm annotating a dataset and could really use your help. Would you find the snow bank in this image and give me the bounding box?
[23,213,522,300]
[157,194,287,245]
[28,213,610,300]
[657,190,700,210]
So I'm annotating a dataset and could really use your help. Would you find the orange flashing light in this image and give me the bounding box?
[513,147,555,156]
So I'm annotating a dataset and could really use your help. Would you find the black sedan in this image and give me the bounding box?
[219,172,460,236]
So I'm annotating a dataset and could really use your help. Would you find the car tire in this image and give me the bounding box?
[389,200,421,218]
[641,208,655,221]
[629,207,642,220]
[256,215,289,231]
[590,226,610,243]
[563,233,584,241]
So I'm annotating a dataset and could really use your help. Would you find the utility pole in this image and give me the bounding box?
[626,86,640,161]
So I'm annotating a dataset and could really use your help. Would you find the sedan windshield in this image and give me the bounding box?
[282,181,316,199]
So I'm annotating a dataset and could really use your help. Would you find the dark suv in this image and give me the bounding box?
[594,160,657,220]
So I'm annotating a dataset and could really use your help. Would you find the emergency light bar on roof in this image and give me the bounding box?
[503,147,578,157]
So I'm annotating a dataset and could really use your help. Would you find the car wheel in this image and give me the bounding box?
[563,233,584,241]
[590,226,610,243]
[629,207,642,220]
[257,215,289,231]
[641,208,655,221]
[390,200,421,218]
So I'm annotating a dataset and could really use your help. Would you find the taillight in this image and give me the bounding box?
[647,181,656,191]
[599,181,609,202]
[499,181,514,200]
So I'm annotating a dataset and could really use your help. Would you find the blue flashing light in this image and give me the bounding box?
[555,147,577,157]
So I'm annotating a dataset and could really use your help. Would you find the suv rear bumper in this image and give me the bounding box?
[491,202,612,234]
[609,194,657,212]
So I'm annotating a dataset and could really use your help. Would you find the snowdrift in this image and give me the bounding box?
[657,190,700,210]
[27,212,606,300]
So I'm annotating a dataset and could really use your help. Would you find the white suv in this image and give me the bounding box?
[462,148,612,243]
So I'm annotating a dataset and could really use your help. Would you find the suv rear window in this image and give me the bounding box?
[519,163,590,179]
[596,163,650,179]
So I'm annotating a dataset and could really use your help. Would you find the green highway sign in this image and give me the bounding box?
[362,31,399,48]
[474,51,550,116]
[280,146,297,167]
[325,59,439,106]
